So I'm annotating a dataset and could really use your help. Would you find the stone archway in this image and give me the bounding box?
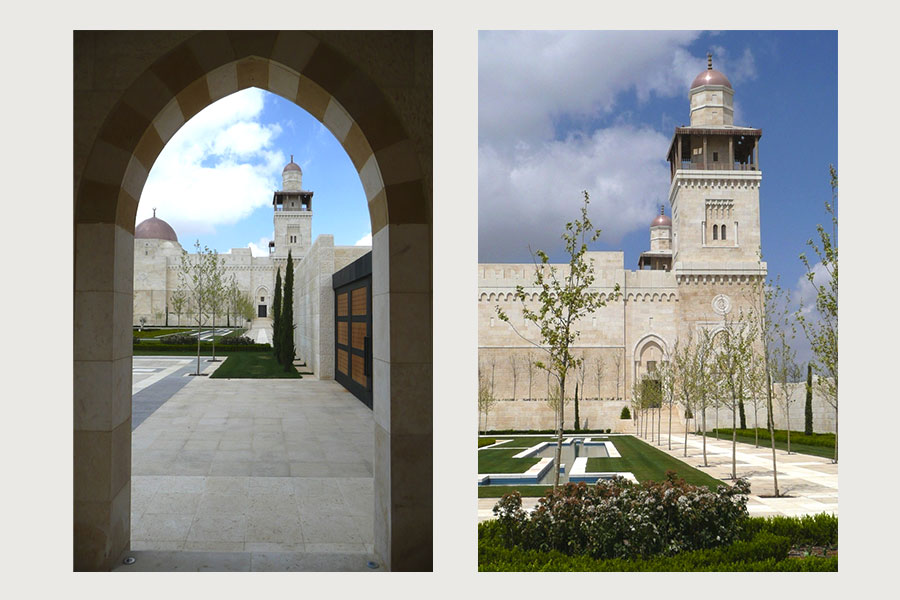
[74,31,432,571]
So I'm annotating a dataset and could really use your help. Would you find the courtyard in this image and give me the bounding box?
[477,432,838,523]
[120,356,378,571]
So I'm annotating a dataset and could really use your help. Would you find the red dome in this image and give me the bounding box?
[651,213,672,227]
[691,68,732,89]
[283,159,302,173]
[135,215,178,242]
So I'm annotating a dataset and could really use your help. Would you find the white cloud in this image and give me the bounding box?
[480,125,671,261]
[137,88,284,237]
[248,237,272,257]
[355,232,372,246]
[478,31,758,262]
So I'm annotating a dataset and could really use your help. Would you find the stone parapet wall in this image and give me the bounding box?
[479,380,835,434]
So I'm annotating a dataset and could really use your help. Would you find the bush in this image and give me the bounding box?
[133,337,141,344]
[738,513,837,546]
[620,407,631,419]
[223,335,256,345]
[135,343,270,353]
[159,333,195,345]
[492,472,751,560]
[478,520,835,571]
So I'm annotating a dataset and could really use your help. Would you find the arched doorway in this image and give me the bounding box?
[74,31,432,571]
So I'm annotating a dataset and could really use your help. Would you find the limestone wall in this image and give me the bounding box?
[294,235,333,377]
[479,379,835,435]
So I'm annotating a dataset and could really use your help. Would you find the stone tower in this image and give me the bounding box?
[272,155,314,259]
[667,54,765,274]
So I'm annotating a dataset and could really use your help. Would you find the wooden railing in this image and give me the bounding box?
[679,161,757,171]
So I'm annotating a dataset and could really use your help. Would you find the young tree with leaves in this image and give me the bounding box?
[714,307,758,480]
[496,191,620,488]
[797,166,838,463]
[509,354,519,401]
[804,363,814,435]
[771,293,801,454]
[280,251,296,370]
[170,287,187,327]
[478,361,497,434]
[525,351,535,401]
[272,267,282,361]
[657,352,677,450]
[613,350,623,401]
[673,335,696,457]
[206,251,225,362]
[593,354,605,403]
[178,240,218,375]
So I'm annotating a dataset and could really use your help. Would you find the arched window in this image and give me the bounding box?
[721,224,727,240]
[713,224,718,240]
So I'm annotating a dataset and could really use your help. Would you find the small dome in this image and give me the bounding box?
[283,157,302,174]
[135,210,178,242]
[691,54,732,89]
[651,213,672,227]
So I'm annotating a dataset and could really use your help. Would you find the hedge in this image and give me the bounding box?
[706,428,835,449]
[133,343,270,352]
[487,428,613,435]
[479,516,837,571]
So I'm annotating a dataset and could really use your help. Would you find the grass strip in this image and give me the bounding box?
[478,448,541,475]
[699,429,835,459]
[585,435,725,491]
[209,352,302,379]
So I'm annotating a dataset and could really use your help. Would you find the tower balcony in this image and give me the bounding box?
[678,161,758,172]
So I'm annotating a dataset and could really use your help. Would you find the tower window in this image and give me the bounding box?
[721,225,727,240]
[713,151,719,162]
[713,224,718,240]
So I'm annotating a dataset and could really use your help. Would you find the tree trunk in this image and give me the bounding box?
[754,406,759,448]
[766,372,779,497]
[833,404,838,463]
[701,405,708,467]
[683,404,689,457]
[656,404,661,446]
[574,382,580,432]
[731,397,737,480]
[786,407,791,454]
[667,399,673,450]
[553,374,565,489]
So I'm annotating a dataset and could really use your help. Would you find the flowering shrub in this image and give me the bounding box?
[492,471,751,559]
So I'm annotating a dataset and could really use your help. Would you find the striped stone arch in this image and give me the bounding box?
[74,31,431,572]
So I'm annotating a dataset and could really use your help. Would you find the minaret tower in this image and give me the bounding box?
[666,54,765,274]
[272,155,313,259]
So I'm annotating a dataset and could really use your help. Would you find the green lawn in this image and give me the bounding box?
[478,485,553,498]
[700,429,836,460]
[209,352,301,379]
[478,448,541,475]
[132,328,194,339]
[585,435,725,491]
[478,435,727,498]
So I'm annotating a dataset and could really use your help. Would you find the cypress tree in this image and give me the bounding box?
[281,250,295,370]
[272,267,282,359]
[805,362,814,435]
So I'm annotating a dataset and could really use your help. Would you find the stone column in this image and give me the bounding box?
[372,223,433,571]
[74,222,134,570]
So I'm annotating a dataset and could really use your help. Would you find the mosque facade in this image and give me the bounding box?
[133,158,370,380]
[476,57,830,432]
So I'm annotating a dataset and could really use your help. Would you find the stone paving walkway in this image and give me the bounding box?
[477,432,837,522]
[130,360,375,566]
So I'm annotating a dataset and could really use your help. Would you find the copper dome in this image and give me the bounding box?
[135,213,178,242]
[651,213,672,227]
[691,53,732,89]
[691,68,732,89]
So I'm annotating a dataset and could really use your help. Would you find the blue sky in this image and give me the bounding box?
[479,30,837,364]
[137,88,371,256]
